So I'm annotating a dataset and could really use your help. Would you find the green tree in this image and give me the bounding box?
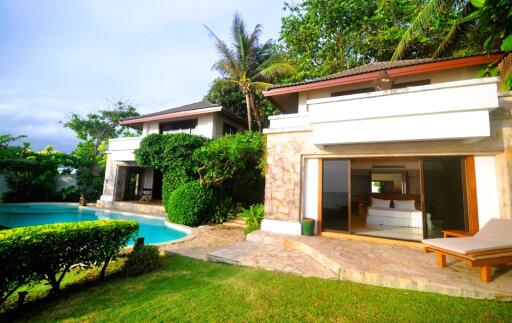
[206,12,295,131]
[63,101,139,199]
[280,0,469,80]
[392,0,511,60]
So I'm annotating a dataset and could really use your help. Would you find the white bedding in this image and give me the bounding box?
[367,207,431,228]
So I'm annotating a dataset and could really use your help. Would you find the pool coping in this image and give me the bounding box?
[0,202,197,246]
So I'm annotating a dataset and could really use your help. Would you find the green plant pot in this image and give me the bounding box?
[301,218,315,236]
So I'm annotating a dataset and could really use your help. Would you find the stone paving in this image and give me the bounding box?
[161,224,246,260]
[207,241,338,279]
[210,230,512,300]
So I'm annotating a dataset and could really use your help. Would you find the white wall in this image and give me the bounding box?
[142,121,160,135]
[475,156,501,228]
[304,158,319,233]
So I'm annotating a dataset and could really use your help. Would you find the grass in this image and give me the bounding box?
[2,255,512,322]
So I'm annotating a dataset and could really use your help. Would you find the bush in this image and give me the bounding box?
[0,220,138,304]
[124,245,162,276]
[238,204,264,234]
[211,196,234,224]
[166,181,217,226]
[193,132,264,206]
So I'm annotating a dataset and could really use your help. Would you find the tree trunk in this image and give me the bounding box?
[244,93,253,131]
[99,254,112,281]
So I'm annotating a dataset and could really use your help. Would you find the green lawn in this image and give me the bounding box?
[3,255,512,322]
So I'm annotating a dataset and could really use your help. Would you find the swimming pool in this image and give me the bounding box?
[0,203,188,245]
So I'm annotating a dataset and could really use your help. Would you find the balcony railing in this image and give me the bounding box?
[107,136,143,161]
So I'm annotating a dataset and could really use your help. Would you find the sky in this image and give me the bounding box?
[0,0,285,152]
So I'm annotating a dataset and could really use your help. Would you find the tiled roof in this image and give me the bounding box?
[122,100,220,121]
[266,54,495,91]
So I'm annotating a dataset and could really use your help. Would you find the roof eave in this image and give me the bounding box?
[263,53,505,97]
[120,106,223,125]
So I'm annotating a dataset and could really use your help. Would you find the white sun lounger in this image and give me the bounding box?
[422,219,512,282]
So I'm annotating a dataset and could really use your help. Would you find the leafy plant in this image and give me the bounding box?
[165,181,217,226]
[193,132,264,206]
[0,220,138,304]
[124,245,162,276]
[211,196,234,224]
[238,204,264,234]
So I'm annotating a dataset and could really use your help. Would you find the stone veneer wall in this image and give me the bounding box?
[264,116,512,223]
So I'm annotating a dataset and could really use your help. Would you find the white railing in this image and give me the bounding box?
[266,113,310,132]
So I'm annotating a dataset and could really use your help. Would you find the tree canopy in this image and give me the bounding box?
[280,0,480,80]
[63,101,140,198]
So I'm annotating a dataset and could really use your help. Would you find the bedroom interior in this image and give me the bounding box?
[320,157,473,242]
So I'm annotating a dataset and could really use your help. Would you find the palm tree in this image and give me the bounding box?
[391,0,474,61]
[205,12,295,131]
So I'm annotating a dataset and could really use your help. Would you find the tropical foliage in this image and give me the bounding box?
[194,132,265,206]
[280,0,467,80]
[206,12,295,130]
[0,137,74,202]
[64,101,139,199]
[124,244,162,276]
[238,203,264,234]
[0,220,138,305]
[392,0,512,60]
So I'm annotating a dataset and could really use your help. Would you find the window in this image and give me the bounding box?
[392,79,430,89]
[331,87,374,97]
[159,119,197,134]
[223,123,238,135]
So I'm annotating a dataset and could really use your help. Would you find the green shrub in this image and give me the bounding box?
[193,132,264,206]
[211,196,234,224]
[238,204,264,234]
[166,181,217,226]
[124,245,162,276]
[0,220,138,304]
[135,133,207,174]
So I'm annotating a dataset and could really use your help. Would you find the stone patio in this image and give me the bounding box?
[207,230,512,300]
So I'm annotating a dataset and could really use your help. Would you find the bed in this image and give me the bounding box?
[366,207,430,228]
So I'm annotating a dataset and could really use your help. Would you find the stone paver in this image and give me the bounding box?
[243,231,512,300]
[207,241,338,279]
[162,224,246,260]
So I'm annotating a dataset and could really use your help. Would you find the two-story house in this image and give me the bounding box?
[261,53,512,242]
[97,100,245,212]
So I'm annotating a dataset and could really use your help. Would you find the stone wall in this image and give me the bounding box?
[264,117,512,223]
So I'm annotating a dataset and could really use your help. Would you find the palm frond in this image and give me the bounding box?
[204,24,241,77]
[392,0,449,61]
[250,81,274,92]
[255,62,296,82]
[432,5,478,58]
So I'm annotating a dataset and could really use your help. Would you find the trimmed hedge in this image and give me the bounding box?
[166,181,217,226]
[0,220,138,305]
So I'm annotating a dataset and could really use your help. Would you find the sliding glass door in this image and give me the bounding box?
[321,159,350,232]
[422,157,468,238]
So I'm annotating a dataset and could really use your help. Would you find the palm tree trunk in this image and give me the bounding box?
[244,93,253,131]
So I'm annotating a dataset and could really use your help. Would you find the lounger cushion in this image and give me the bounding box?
[422,237,512,255]
[474,219,512,243]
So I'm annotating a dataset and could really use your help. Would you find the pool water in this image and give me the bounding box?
[0,203,187,244]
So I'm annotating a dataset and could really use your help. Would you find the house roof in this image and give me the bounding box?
[263,53,505,97]
[120,100,246,129]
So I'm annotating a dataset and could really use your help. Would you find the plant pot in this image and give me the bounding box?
[301,218,315,236]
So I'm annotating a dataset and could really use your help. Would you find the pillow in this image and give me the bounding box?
[394,200,416,211]
[371,197,390,208]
